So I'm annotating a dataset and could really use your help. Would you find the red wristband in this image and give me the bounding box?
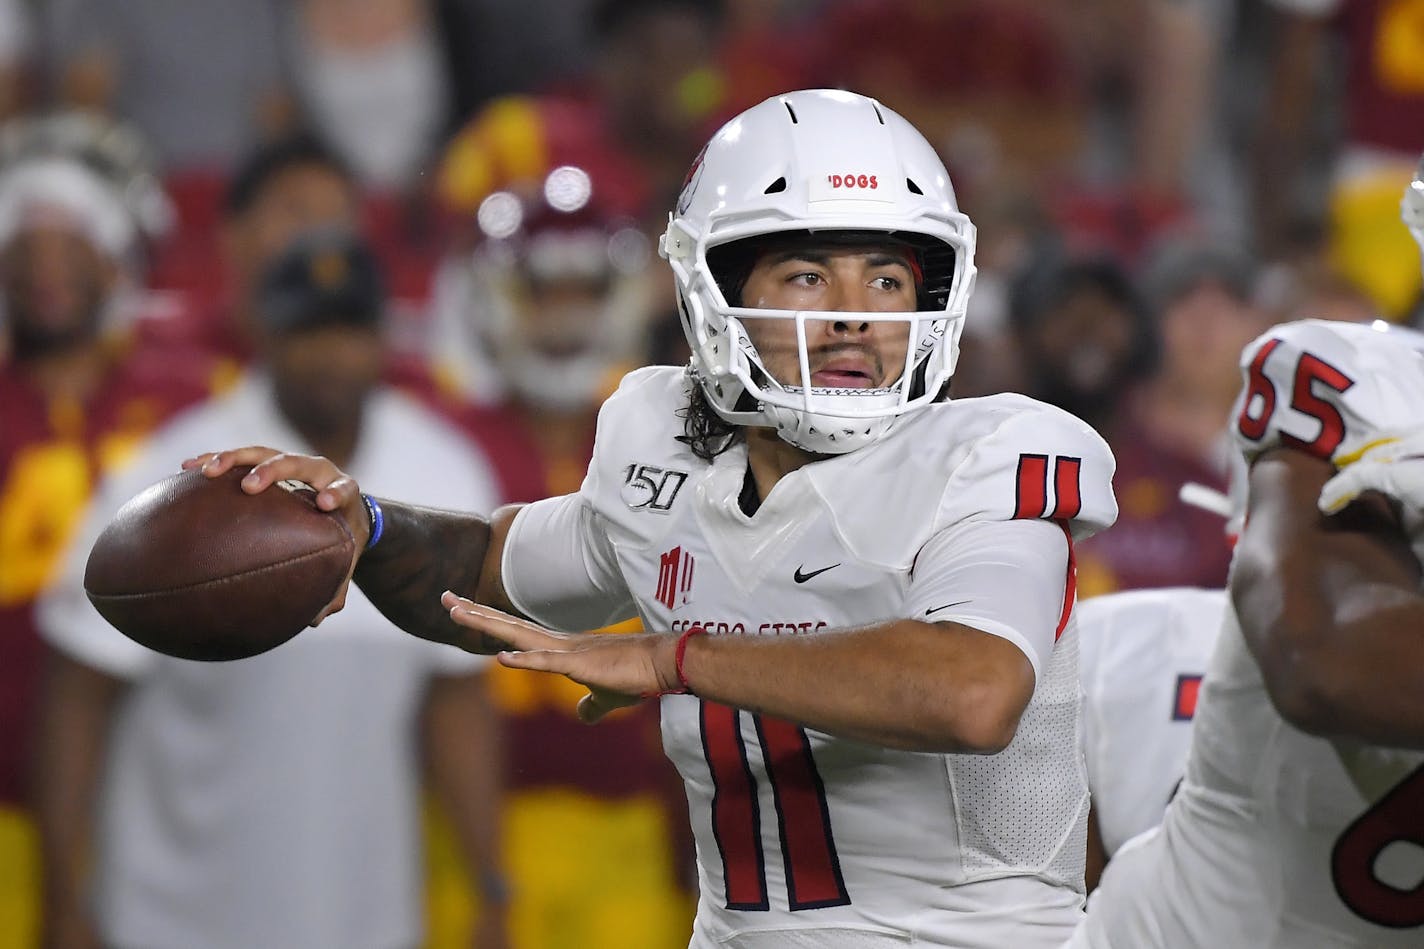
[649,624,706,698]
[674,624,706,694]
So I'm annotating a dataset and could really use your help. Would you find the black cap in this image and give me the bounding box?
[257,230,384,334]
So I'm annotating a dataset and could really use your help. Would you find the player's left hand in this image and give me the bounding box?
[1319,430,1424,531]
[440,592,680,723]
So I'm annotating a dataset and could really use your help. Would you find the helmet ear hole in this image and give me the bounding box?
[906,178,924,195]
[763,177,787,195]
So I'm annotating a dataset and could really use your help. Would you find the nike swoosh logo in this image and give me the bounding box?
[793,563,841,583]
[925,599,972,617]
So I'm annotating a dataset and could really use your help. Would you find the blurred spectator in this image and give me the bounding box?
[0,112,179,351]
[1256,0,1424,318]
[144,135,361,368]
[950,193,1059,398]
[439,0,729,235]
[808,0,1225,262]
[423,179,693,949]
[0,113,174,246]
[427,166,654,409]
[42,0,294,175]
[0,149,215,949]
[435,0,602,119]
[1011,253,1158,436]
[696,0,815,119]
[1128,0,1221,205]
[284,0,452,192]
[1257,257,1380,325]
[810,0,1089,203]
[35,232,507,949]
[1071,243,1273,594]
[0,0,31,120]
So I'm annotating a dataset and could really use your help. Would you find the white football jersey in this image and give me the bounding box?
[1078,588,1225,858]
[1076,320,1424,949]
[502,366,1117,948]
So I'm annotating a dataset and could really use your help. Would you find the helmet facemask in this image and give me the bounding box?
[689,227,968,450]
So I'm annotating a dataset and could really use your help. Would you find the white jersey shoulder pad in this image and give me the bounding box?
[1232,319,1424,465]
[581,365,705,548]
[803,393,1118,568]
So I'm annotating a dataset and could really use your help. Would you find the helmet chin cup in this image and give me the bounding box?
[764,400,898,454]
[663,89,977,454]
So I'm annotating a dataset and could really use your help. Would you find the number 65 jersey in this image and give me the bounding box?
[1075,319,1424,949]
[502,366,1117,949]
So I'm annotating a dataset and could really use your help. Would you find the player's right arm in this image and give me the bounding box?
[1231,448,1424,745]
[1229,323,1424,744]
[188,447,523,654]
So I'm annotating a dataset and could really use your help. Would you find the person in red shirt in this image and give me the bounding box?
[0,153,215,949]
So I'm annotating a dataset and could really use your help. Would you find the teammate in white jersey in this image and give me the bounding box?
[1071,159,1424,948]
[1078,586,1225,889]
[192,90,1117,947]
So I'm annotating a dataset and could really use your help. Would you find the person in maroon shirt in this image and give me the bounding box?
[1014,243,1271,594]
[0,154,215,949]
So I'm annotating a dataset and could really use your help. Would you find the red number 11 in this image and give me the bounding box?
[699,701,851,911]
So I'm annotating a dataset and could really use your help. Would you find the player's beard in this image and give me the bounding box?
[2,284,107,361]
[1031,343,1136,428]
[273,374,373,453]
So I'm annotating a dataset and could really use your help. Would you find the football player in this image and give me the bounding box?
[1069,157,1424,947]
[1079,481,1238,889]
[1079,585,1225,890]
[194,90,1118,948]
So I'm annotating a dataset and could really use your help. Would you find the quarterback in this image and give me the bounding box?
[195,90,1116,947]
[1071,160,1424,947]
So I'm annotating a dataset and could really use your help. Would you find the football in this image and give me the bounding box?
[84,466,356,661]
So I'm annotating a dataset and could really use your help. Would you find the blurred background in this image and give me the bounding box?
[3,1,1423,947]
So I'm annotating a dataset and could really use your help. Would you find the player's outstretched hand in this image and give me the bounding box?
[1319,431,1424,533]
[183,447,370,624]
[441,592,680,723]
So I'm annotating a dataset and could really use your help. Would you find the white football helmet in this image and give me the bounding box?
[442,166,654,411]
[661,89,977,454]
[1406,153,1424,275]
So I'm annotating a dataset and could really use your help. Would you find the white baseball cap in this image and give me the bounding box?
[0,157,136,258]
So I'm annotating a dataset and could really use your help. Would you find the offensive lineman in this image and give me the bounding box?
[194,90,1117,948]
[1078,585,1225,889]
[1070,160,1424,947]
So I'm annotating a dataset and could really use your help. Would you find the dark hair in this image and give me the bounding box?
[225,134,354,217]
[591,0,725,42]
[676,375,741,462]
[1010,253,1160,378]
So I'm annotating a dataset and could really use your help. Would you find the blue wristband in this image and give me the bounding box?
[360,493,384,550]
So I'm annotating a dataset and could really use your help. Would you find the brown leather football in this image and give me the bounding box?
[84,466,355,661]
